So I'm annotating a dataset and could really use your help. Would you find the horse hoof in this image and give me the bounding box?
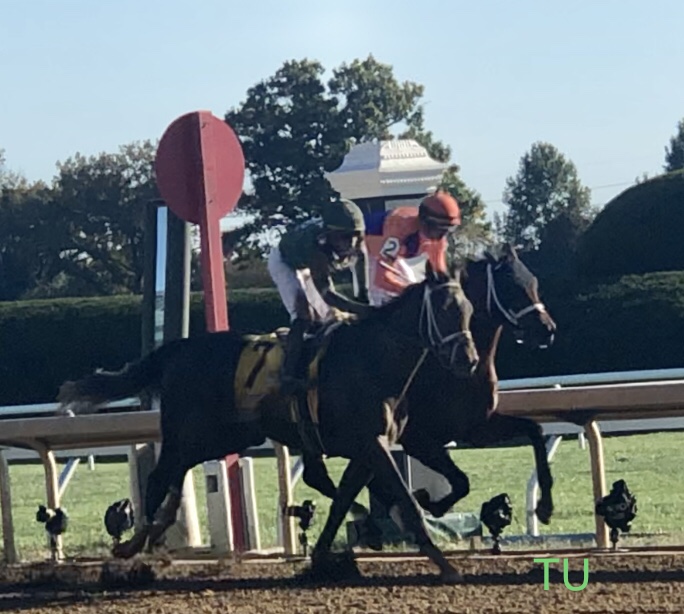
[112,531,148,559]
[413,488,432,511]
[440,568,464,584]
[536,502,553,525]
[361,518,384,551]
[112,541,140,560]
[307,550,361,582]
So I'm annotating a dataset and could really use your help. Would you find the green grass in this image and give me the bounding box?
[4,431,684,561]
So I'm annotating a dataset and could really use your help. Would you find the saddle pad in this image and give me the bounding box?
[234,333,285,411]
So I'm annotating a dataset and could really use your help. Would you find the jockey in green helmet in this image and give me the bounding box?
[267,197,371,394]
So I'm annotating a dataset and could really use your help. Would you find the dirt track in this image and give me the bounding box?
[2,551,684,614]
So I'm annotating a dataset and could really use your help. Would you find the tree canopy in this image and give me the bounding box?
[224,55,486,257]
[664,118,684,173]
[502,141,592,248]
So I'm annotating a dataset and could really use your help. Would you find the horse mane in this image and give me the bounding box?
[448,237,504,283]
[448,238,537,289]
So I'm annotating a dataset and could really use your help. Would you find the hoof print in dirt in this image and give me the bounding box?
[304,551,362,582]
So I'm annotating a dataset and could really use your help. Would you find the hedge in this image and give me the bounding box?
[1,273,684,406]
[577,170,684,279]
[0,288,290,407]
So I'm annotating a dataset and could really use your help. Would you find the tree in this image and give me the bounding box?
[437,164,493,266]
[664,118,684,173]
[224,55,472,258]
[45,141,159,297]
[502,142,592,248]
[0,179,58,300]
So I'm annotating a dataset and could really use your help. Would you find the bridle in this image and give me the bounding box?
[419,281,474,369]
[486,263,547,327]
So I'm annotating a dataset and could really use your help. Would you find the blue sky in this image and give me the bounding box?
[2,0,683,224]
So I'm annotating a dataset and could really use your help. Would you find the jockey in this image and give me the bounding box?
[364,190,462,306]
[267,197,371,394]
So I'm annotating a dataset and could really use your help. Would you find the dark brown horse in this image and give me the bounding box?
[58,263,478,582]
[297,243,557,541]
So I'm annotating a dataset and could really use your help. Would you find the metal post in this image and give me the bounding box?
[161,205,201,550]
[0,450,18,564]
[129,199,163,528]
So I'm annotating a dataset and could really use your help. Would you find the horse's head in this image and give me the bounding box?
[480,243,556,349]
[410,260,479,375]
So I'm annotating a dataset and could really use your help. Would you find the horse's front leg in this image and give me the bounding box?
[400,430,470,519]
[363,435,462,584]
[468,414,554,525]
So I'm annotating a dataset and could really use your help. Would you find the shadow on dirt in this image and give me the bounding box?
[2,559,684,612]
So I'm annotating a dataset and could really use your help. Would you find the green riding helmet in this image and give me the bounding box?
[322,198,366,234]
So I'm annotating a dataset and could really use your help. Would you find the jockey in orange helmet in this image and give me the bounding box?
[363,190,461,306]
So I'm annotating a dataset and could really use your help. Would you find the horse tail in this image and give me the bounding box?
[56,341,182,415]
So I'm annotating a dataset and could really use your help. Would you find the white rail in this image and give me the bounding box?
[2,368,684,561]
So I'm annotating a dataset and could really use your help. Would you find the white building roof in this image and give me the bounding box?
[325,139,448,200]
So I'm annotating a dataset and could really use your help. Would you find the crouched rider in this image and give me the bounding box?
[364,190,461,306]
[268,197,372,396]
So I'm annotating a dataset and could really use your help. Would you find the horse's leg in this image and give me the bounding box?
[363,435,462,583]
[469,414,554,524]
[302,454,382,549]
[112,445,177,559]
[310,456,373,560]
[302,453,366,516]
[145,464,189,550]
[400,430,471,519]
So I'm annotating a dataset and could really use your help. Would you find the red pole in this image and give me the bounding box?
[155,110,247,552]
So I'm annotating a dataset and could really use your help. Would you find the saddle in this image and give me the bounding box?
[234,313,352,453]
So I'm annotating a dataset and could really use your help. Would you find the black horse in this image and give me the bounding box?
[298,243,557,539]
[58,263,478,583]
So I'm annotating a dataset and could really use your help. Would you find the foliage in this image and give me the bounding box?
[496,270,684,379]
[439,165,492,260]
[664,118,684,173]
[224,55,477,258]
[46,141,158,297]
[502,142,593,249]
[0,180,56,300]
[0,142,161,301]
[576,170,684,280]
[4,271,684,405]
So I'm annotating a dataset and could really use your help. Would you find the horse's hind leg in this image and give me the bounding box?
[469,414,554,524]
[145,455,191,550]
[112,444,183,559]
[364,435,462,584]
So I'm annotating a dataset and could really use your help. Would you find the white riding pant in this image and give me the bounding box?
[267,247,335,323]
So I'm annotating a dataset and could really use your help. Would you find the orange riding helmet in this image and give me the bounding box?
[418,190,462,230]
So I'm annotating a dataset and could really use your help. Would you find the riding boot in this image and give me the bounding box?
[281,318,308,397]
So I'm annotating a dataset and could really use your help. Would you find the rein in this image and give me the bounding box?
[388,280,473,412]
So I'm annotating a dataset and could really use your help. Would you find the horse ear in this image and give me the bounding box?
[503,242,519,262]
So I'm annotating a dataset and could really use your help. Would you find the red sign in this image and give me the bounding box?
[155,111,247,550]
[155,111,244,225]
